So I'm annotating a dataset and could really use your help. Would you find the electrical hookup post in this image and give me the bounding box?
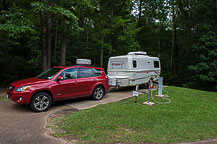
[155,77,165,98]
[143,80,155,106]
[133,85,139,103]
[143,77,171,106]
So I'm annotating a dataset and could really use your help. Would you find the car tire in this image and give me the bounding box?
[30,92,52,112]
[92,86,105,100]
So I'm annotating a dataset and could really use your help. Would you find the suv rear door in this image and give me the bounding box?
[76,68,97,97]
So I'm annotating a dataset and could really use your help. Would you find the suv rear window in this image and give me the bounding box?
[92,68,101,76]
[78,68,94,78]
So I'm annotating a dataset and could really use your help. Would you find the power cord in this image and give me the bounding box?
[148,84,171,104]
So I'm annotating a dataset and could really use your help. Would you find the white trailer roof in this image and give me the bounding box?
[109,54,159,60]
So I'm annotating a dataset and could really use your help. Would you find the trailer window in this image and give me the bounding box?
[133,60,137,68]
[154,61,160,68]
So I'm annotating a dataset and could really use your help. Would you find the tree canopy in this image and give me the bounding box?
[0,0,216,91]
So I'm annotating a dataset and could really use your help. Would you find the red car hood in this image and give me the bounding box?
[11,78,48,87]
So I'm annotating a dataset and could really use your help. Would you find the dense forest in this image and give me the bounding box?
[0,0,216,91]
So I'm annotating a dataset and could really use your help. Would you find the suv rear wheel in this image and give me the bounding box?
[30,92,52,112]
[92,86,104,100]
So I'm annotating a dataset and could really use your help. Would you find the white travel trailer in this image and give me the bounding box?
[107,51,161,87]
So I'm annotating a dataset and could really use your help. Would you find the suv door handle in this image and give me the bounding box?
[75,81,78,84]
[94,79,97,82]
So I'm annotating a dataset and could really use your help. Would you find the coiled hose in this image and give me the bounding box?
[148,84,171,104]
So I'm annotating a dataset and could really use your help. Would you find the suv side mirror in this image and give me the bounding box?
[57,76,64,81]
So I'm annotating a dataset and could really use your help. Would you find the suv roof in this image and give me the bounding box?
[53,65,104,70]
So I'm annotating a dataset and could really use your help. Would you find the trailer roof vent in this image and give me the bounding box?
[76,59,91,65]
[128,51,147,55]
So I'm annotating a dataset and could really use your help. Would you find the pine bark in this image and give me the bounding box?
[138,0,142,27]
[60,20,66,65]
[54,22,58,57]
[170,2,177,70]
[46,15,52,69]
[100,37,104,68]
[41,15,47,72]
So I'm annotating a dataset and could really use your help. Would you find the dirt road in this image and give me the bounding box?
[0,87,137,144]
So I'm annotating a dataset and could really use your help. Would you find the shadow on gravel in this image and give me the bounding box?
[51,97,91,109]
[9,102,33,113]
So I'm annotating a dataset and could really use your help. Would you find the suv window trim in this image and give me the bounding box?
[54,67,102,81]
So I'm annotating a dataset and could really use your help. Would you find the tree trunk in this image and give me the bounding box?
[79,9,84,28]
[158,38,161,57]
[100,37,104,68]
[138,0,142,27]
[60,20,66,65]
[111,0,114,17]
[54,22,58,57]
[100,49,104,68]
[46,14,52,69]
[41,14,47,72]
[170,3,177,70]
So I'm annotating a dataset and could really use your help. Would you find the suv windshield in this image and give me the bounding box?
[36,68,63,79]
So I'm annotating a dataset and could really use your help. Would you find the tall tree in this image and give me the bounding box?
[41,13,47,71]
[170,0,177,70]
[60,20,66,65]
[46,0,52,69]
[32,0,79,69]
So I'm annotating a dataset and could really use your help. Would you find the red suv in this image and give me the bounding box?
[6,65,109,112]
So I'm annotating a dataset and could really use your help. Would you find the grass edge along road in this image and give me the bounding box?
[2,86,216,143]
[51,86,217,143]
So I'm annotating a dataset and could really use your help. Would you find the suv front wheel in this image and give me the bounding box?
[30,92,52,112]
[92,86,105,100]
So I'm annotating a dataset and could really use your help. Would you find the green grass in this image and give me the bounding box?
[0,95,6,101]
[57,86,217,143]
[0,88,6,101]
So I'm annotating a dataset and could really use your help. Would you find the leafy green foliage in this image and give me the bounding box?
[189,31,217,90]
[31,1,78,27]
[0,0,216,91]
[0,7,35,38]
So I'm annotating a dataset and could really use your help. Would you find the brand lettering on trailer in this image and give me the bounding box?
[111,62,125,69]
